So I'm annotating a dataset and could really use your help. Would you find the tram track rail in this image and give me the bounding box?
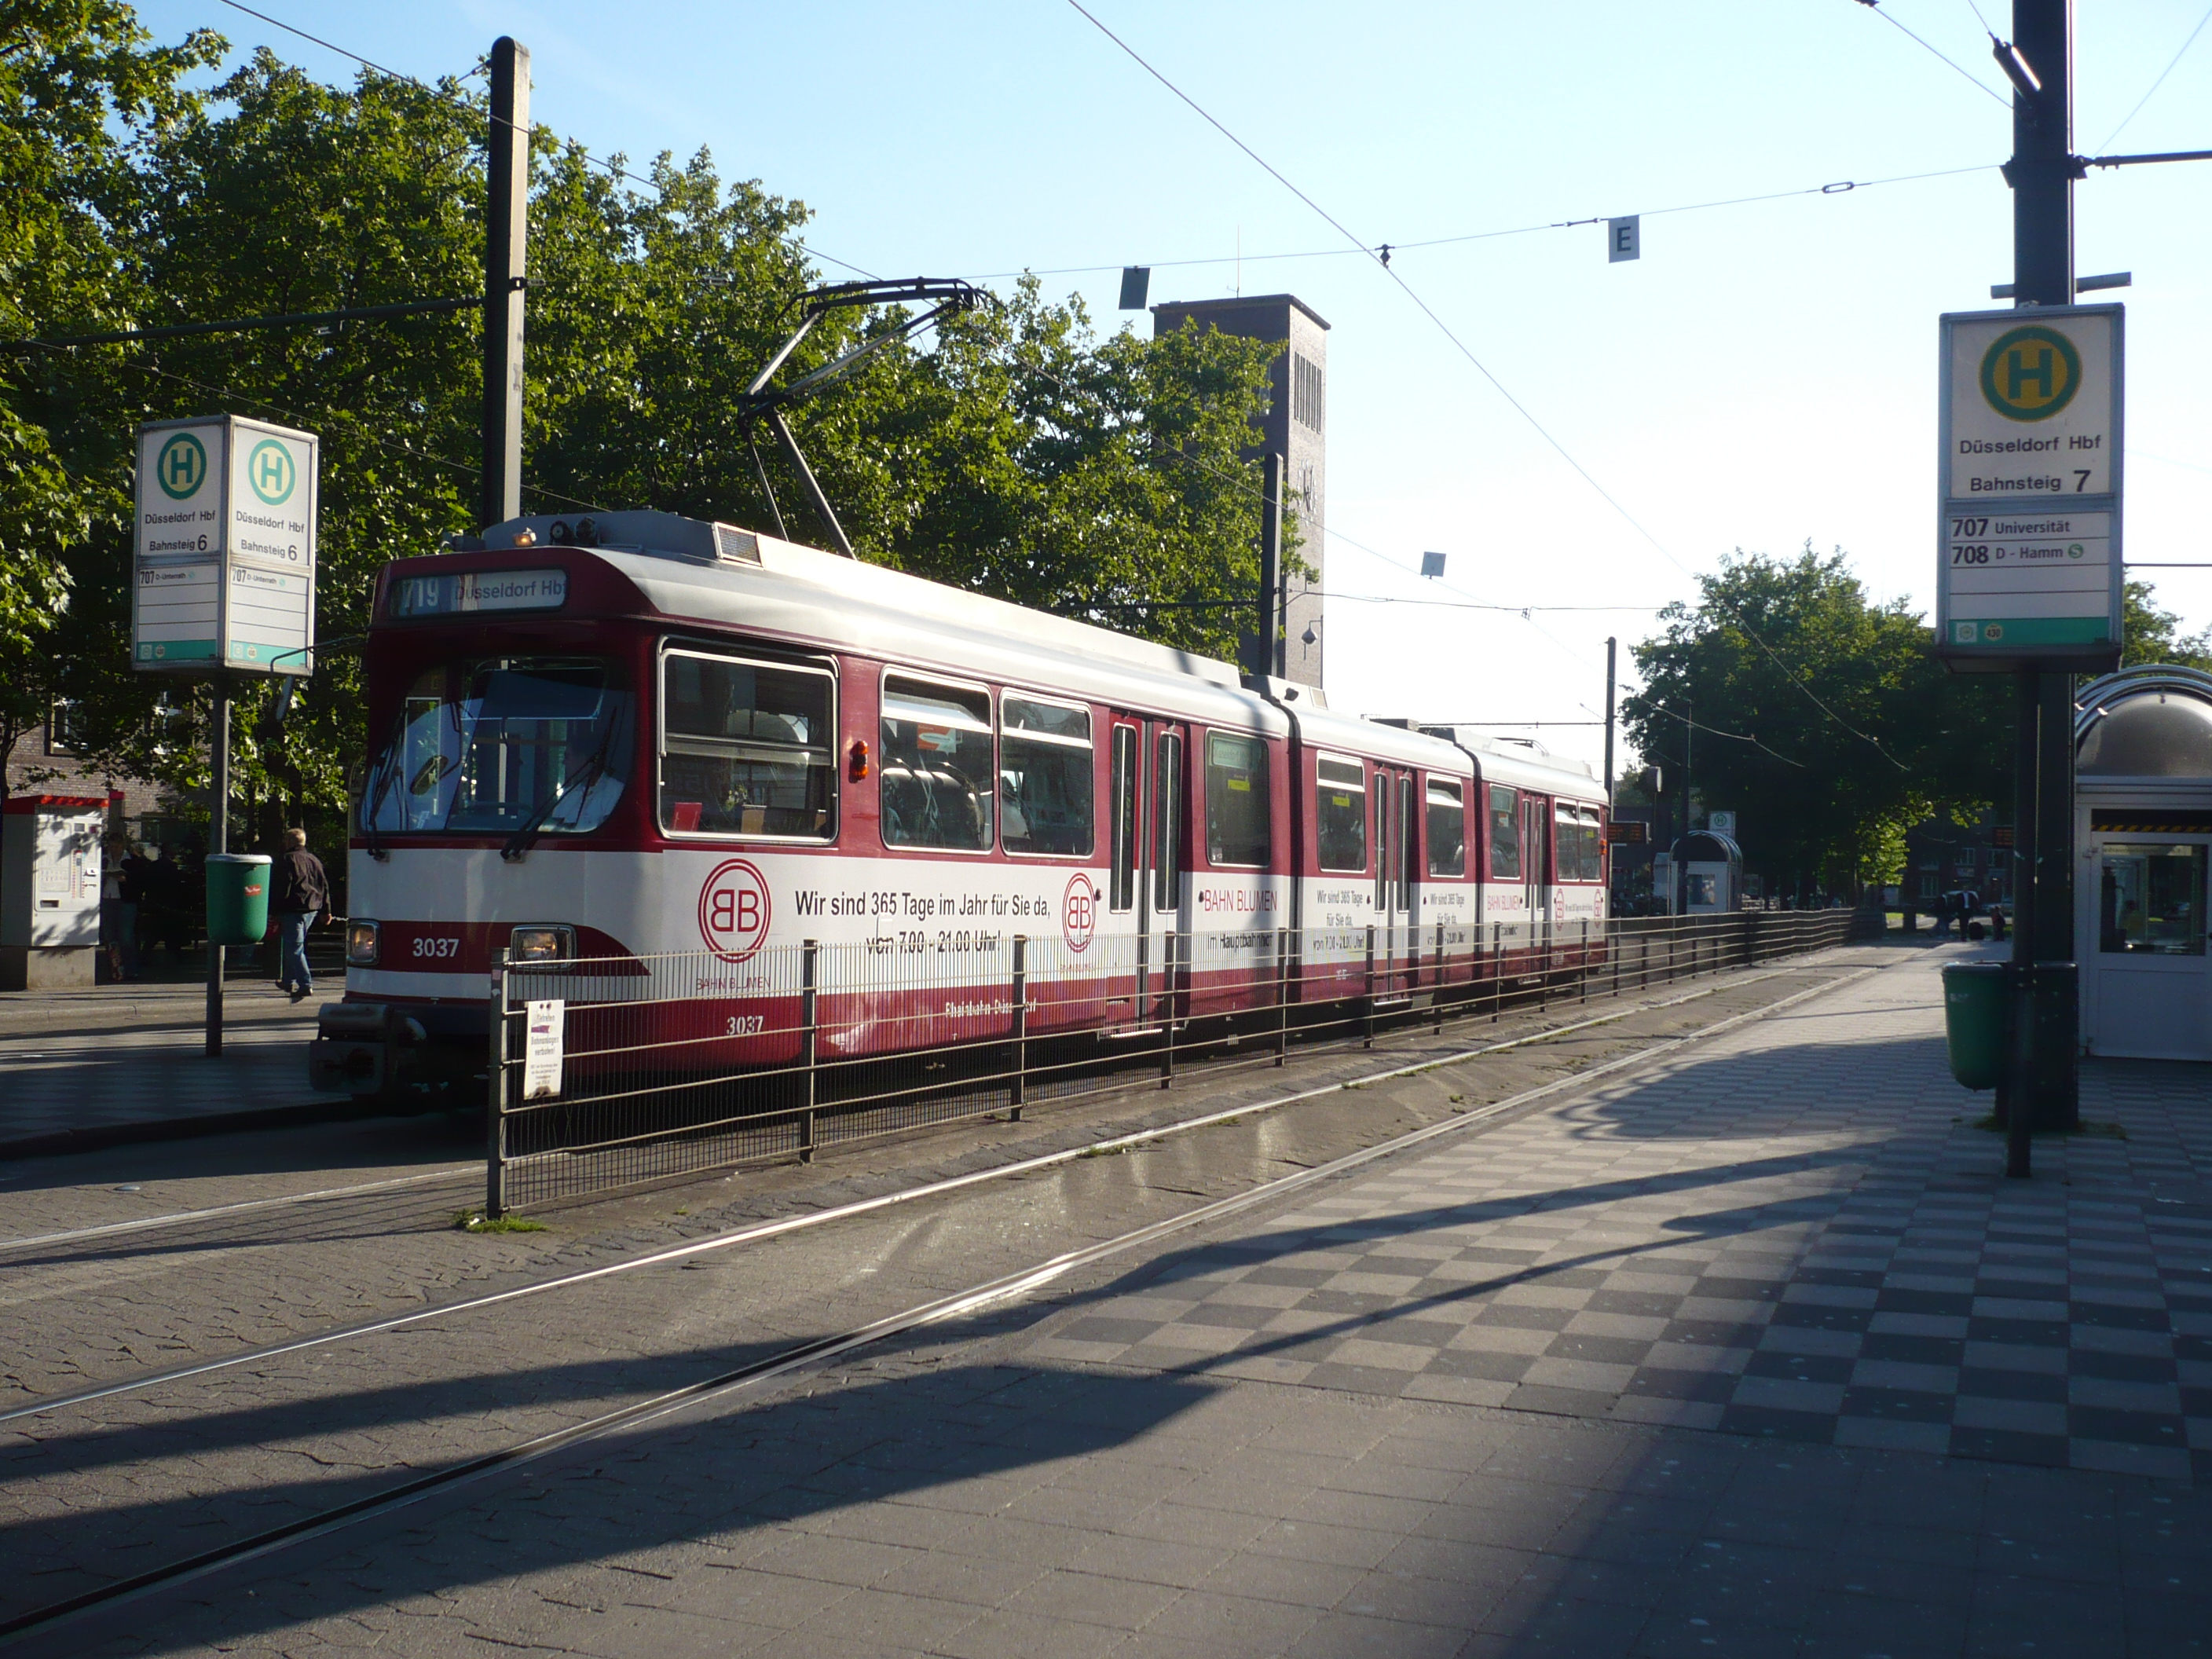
[0,960,1882,1644]
[0,951,1840,1266]
[0,958,1858,1430]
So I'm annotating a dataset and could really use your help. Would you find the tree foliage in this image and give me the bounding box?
[4,16,1286,834]
[2121,578,2212,672]
[0,0,219,795]
[1625,548,2011,894]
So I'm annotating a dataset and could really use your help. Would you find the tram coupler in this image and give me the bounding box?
[308,999,430,1097]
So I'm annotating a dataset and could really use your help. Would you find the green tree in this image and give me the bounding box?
[2120,578,2212,672]
[0,0,219,798]
[18,40,1287,840]
[1625,547,2011,897]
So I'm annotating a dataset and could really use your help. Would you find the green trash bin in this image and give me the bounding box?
[1940,961,2009,1090]
[206,852,273,948]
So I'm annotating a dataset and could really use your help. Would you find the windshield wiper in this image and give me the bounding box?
[500,727,621,863]
[361,718,403,863]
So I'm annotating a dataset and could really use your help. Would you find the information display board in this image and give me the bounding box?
[133,415,319,675]
[1936,305,2122,670]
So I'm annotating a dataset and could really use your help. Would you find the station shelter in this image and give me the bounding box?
[2074,665,2212,1061]
[1651,829,1744,916]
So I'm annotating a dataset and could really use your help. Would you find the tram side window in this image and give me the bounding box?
[1316,756,1367,871]
[1110,727,1137,911]
[1488,785,1521,880]
[1555,802,1591,884]
[1205,732,1271,867]
[1580,808,1606,881]
[1426,778,1467,877]
[881,676,994,851]
[1001,695,1094,857]
[661,651,834,839]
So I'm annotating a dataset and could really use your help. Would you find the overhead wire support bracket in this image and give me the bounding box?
[2085,146,2212,169]
[734,277,983,560]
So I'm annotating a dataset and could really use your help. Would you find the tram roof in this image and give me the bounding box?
[459,511,1284,730]
[423,512,1599,793]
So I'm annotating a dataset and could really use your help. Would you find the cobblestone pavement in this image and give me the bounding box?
[2,958,1875,1632]
[1027,950,2212,1481]
[31,939,2210,1659]
[0,982,345,1150]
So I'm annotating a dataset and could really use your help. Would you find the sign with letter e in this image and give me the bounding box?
[1936,304,2122,672]
[133,414,319,676]
[1607,216,1639,263]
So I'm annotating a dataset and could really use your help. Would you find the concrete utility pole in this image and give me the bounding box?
[2002,0,2082,1170]
[482,37,529,529]
[1602,636,1617,803]
[1254,452,1285,678]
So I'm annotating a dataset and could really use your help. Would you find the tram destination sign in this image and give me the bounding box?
[1936,304,2122,670]
[132,414,320,676]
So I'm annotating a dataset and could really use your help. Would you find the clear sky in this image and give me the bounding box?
[137,0,2212,778]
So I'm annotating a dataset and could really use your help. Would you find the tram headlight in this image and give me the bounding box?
[345,919,381,966]
[508,925,575,964]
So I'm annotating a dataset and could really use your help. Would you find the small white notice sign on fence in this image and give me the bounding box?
[522,999,565,1101]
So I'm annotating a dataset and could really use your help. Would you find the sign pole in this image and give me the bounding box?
[482,36,529,530]
[2010,0,2082,1142]
[1603,636,1617,804]
[206,679,229,1058]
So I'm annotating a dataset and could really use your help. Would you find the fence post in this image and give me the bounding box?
[1363,924,1377,1046]
[1580,918,1590,1003]
[1010,933,1027,1122]
[800,939,818,1163]
[1159,930,1176,1088]
[1492,922,1503,1024]
[1275,926,1290,1066]
[1435,920,1447,1031]
[485,947,508,1221]
[1538,917,1551,1016]
[1611,917,1621,998]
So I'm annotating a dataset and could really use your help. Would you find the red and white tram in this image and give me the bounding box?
[311,510,1606,1095]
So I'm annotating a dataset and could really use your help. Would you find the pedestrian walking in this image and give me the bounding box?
[99,834,136,983]
[270,829,331,1002]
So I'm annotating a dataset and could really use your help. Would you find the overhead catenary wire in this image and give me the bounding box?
[1852,0,2012,104]
[213,0,877,280]
[2095,0,2212,153]
[965,163,1993,282]
[178,0,1909,762]
[1066,0,1906,773]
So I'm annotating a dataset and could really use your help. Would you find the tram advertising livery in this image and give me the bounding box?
[310,510,1606,1097]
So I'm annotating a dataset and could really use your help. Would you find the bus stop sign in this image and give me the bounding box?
[133,414,319,676]
[1936,305,2122,672]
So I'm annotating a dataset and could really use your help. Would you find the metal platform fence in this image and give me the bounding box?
[483,907,1870,1215]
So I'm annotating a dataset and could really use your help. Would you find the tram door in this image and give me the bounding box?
[1108,716,1186,1027]
[1523,793,1554,936]
[1373,767,1416,994]
[1141,722,1188,1022]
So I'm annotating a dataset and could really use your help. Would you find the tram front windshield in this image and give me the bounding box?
[361,656,632,837]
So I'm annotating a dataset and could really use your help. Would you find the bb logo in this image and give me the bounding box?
[1062,873,1097,954]
[698,859,772,961]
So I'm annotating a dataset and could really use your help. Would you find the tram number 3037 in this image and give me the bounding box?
[412,936,462,960]
[725,1015,766,1036]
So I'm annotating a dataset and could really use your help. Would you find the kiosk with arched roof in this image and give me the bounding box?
[2073,665,2212,1060]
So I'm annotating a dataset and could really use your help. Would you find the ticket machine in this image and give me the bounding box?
[2,794,104,989]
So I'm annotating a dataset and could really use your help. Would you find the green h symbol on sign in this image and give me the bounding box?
[2003,343,2055,401]
[155,432,207,500]
[248,439,295,505]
